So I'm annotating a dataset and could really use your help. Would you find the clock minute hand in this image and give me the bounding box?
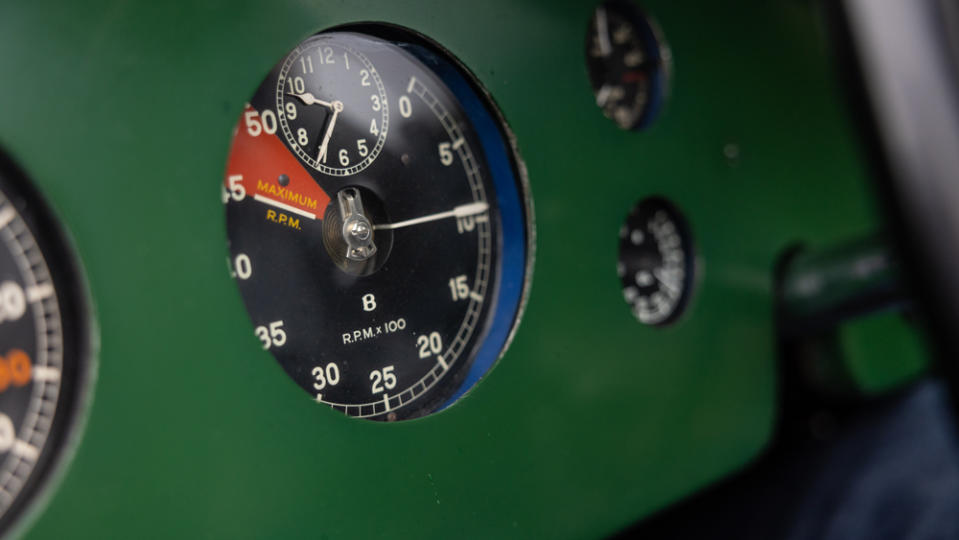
[316,100,343,163]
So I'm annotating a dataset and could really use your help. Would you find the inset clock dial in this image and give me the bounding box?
[276,35,390,176]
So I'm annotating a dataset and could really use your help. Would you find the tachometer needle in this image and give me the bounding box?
[288,91,333,108]
[373,201,488,231]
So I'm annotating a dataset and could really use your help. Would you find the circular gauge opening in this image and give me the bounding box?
[586,0,672,130]
[0,150,93,535]
[223,25,533,421]
[618,196,696,326]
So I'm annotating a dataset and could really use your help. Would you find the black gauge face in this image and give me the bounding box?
[586,0,670,130]
[618,197,695,326]
[0,153,89,534]
[224,29,531,421]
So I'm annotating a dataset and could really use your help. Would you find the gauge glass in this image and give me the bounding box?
[224,28,531,421]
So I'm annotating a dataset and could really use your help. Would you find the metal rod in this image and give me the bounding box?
[779,236,909,337]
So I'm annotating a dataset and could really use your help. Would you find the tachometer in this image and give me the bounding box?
[224,28,532,421]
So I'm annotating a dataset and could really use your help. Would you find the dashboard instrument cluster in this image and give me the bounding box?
[0,0,918,538]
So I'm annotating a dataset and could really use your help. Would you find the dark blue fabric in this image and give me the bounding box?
[621,380,959,539]
[785,381,959,540]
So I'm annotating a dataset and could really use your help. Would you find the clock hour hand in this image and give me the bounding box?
[288,91,333,109]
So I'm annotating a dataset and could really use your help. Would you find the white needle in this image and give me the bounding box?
[373,201,489,231]
[596,84,612,107]
[595,8,612,56]
[288,92,333,108]
[252,193,318,220]
[316,101,343,162]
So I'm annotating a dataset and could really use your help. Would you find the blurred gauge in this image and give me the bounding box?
[618,197,695,326]
[0,151,92,535]
[586,0,671,130]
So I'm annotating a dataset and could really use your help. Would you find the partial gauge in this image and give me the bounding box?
[224,28,532,421]
[0,152,91,534]
[618,197,695,326]
[586,0,671,130]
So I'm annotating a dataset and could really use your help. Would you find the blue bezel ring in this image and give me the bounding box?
[402,42,530,411]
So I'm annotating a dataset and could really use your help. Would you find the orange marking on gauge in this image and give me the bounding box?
[622,71,646,83]
[8,349,31,386]
[0,350,31,392]
[0,359,9,392]
[225,105,331,216]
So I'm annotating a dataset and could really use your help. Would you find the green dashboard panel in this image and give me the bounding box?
[0,0,881,538]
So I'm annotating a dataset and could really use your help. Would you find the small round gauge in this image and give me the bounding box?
[586,0,671,130]
[276,35,390,176]
[0,152,90,534]
[224,28,532,421]
[618,197,695,326]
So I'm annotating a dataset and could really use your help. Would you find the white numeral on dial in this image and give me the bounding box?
[438,142,453,166]
[399,95,412,118]
[0,414,14,452]
[370,365,396,393]
[225,174,246,202]
[229,254,252,280]
[0,282,25,323]
[255,320,287,349]
[312,363,340,390]
[448,275,468,300]
[417,332,442,358]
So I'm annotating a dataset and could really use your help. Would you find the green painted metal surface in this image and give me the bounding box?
[841,312,929,394]
[0,0,904,538]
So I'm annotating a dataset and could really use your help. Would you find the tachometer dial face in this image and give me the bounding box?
[224,29,531,421]
[586,0,671,130]
[0,153,90,534]
[618,197,695,326]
